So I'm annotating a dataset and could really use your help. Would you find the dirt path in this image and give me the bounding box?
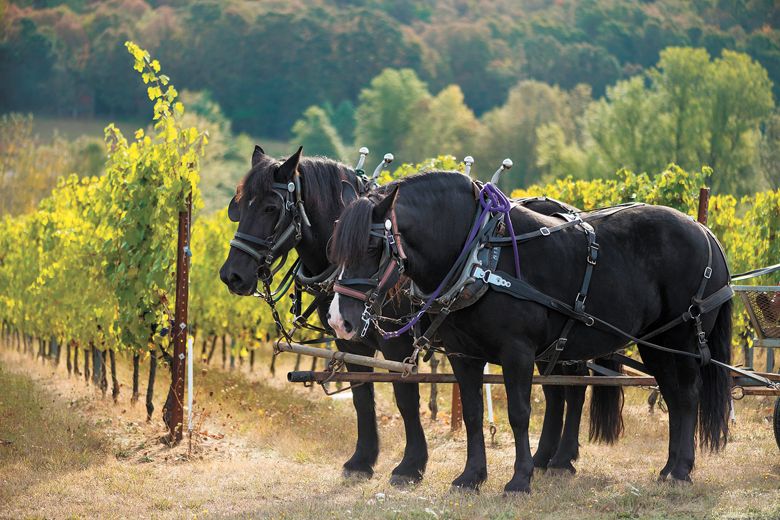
[1,348,779,519]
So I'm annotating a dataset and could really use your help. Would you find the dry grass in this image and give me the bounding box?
[0,345,778,520]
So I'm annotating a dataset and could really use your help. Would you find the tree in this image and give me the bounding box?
[475,81,585,189]
[354,68,431,158]
[650,47,711,169]
[706,50,774,193]
[401,85,480,162]
[291,106,347,161]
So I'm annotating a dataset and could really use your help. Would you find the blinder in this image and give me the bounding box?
[333,212,407,337]
[228,172,308,282]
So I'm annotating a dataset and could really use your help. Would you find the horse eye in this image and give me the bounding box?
[263,205,277,214]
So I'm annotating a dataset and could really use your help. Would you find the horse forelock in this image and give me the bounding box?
[329,197,374,267]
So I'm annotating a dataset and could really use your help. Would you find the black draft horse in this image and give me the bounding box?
[219,148,622,483]
[328,171,733,493]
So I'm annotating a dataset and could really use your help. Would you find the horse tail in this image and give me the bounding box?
[588,358,625,444]
[698,298,732,452]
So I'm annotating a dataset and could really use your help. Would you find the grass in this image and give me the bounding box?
[0,361,106,505]
[0,344,779,519]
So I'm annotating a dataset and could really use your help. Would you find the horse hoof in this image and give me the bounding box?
[389,473,422,487]
[546,465,575,477]
[450,484,480,494]
[669,476,692,486]
[503,486,531,496]
[342,468,373,481]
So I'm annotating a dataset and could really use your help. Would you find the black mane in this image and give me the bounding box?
[330,170,470,266]
[237,154,351,213]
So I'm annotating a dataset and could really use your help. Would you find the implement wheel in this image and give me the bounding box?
[774,397,780,451]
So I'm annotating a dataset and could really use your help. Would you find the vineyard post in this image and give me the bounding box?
[451,383,463,432]
[697,187,710,225]
[169,193,192,443]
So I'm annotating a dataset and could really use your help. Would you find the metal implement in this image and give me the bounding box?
[463,156,474,178]
[277,341,417,374]
[489,158,513,185]
[355,147,369,173]
[371,153,394,181]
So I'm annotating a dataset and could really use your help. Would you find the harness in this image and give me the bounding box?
[334,181,764,383]
[227,165,375,344]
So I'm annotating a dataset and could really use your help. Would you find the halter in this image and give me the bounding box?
[333,207,407,337]
[228,169,310,284]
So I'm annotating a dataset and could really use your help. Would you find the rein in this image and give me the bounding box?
[333,181,778,390]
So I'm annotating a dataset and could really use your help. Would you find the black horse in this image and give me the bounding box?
[328,171,733,493]
[219,148,622,482]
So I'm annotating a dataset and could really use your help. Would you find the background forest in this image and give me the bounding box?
[1,0,779,213]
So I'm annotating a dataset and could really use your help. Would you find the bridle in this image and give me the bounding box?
[228,168,311,285]
[333,207,407,337]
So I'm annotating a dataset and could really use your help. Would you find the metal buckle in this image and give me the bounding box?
[703,266,712,279]
[540,227,551,236]
[555,337,567,351]
[575,292,587,305]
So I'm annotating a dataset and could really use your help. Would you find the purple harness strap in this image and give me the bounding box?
[381,182,520,340]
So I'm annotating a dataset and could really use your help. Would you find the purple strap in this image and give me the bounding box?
[381,182,520,340]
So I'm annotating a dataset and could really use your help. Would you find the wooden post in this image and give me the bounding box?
[168,194,192,443]
[697,187,710,225]
[450,384,463,432]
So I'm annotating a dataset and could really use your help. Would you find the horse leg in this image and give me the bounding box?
[342,361,379,479]
[668,355,701,483]
[388,380,428,485]
[449,357,488,491]
[548,363,586,474]
[637,347,681,481]
[532,362,565,471]
[500,346,536,494]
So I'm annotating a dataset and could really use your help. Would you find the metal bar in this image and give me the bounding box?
[289,370,780,390]
[277,342,416,374]
[288,371,656,386]
[168,194,191,443]
[739,387,780,396]
[732,285,780,292]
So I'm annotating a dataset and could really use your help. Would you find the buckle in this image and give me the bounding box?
[687,304,702,319]
[575,292,587,304]
[703,266,712,279]
[540,227,551,236]
[555,338,567,351]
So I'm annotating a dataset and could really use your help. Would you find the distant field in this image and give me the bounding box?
[30,115,145,142]
[23,114,294,214]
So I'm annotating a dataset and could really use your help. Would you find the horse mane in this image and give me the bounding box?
[329,197,374,266]
[330,170,471,266]
[236,154,349,213]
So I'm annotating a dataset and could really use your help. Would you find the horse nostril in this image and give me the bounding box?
[343,320,353,334]
[228,272,243,287]
[326,312,331,322]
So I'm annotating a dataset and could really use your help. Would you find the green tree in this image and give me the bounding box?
[401,85,479,162]
[706,50,774,193]
[475,81,585,188]
[291,106,347,161]
[354,68,431,158]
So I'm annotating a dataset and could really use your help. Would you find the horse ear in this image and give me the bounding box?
[372,185,399,220]
[277,146,303,182]
[251,145,265,166]
[228,196,240,222]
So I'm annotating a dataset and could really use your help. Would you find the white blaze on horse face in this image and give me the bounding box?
[328,269,355,340]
